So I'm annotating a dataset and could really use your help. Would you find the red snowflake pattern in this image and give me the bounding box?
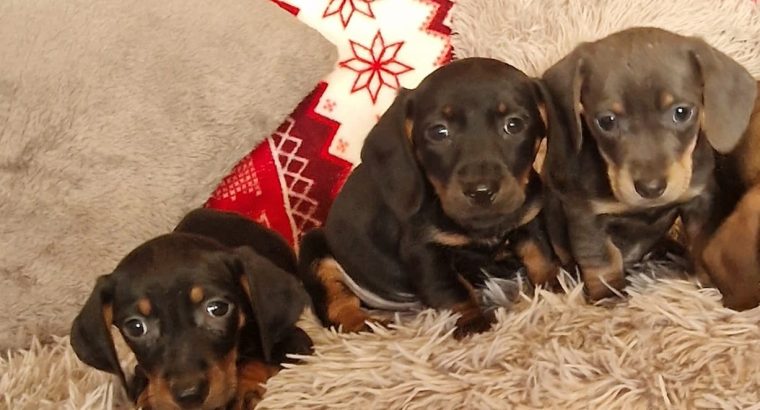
[339,31,413,103]
[323,0,375,27]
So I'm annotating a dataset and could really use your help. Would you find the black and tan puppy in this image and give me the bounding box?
[540,27,757,300]
[299,57,558,339]
[70,208,312,410]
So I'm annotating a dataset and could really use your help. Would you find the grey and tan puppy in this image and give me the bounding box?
[539,27,756,301]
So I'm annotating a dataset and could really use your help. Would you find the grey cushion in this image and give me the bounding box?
[0,0,336,349]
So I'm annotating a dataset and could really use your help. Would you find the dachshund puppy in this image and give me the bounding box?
[299,57,558,339]
[703,81,760,310]
[540,27,757,300]
[70,208,312,410]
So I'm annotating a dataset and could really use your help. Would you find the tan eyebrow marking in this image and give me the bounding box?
[137,298,152,316]
[497,102,507,114]
[190,286,204,304]
[660,92,674,109]
[442,105,454,118]
[611,101,625,115]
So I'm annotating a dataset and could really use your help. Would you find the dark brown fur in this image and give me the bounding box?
[299,58,559,339]
[70,208,313,409]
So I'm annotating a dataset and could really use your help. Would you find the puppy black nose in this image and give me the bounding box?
[171,379,209,407]
[634,178,667,199]
[464,184,498,206]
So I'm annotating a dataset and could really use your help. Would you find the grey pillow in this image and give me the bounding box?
[0,0,336,349]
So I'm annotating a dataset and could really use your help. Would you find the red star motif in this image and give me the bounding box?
[339,31,413,104]
[323,0,375,28]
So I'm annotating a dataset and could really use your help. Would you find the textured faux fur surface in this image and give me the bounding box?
[0,0,336,349]
[261,270,760,409]
[3,269,760,409]
[450,0,760,77]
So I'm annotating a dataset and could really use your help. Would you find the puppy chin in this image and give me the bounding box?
[445,199,525,232]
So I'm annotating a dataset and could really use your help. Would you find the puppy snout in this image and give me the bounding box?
[170,376,209,408]
[457,160,505,207]
[464,183,499,206]
[633,177,667,199]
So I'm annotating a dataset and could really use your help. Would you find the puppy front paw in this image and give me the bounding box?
[328,310,393,334]
[700,190,760,311]
[582,265,626,301]
[270,327,314,365]
[233,361,279,410]
[453,307,496,340]
[702,235,760,311]
[580,241,625,301]
[517,239,562,290]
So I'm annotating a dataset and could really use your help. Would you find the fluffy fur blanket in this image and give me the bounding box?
[0,0,336,350]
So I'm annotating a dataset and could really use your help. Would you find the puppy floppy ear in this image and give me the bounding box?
[541,53,586,153]
[360,88,425,220]
[232,246,309,363]
[689,38,757,153]
[70,274,129,392]
[532,79,560,138]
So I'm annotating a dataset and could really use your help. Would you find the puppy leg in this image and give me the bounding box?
[315,259,378,332]
[701,186,760,310]
[232,360,280,410]
[565,207,625,300]
[680,192,719,286]
[452,275,497,339]
[544,192,574,265]
[298,229,386,332]
[512,219,561,289]
[579,239,625,301]
[402,241,495,339]
[268,327,313,365]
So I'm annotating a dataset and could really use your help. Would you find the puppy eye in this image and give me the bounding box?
[504,117,525,135]
[596,113,618,132]
[205,298,232,318]
[123,317,148,338]
[425,124,449,141]
[672,105,694,124]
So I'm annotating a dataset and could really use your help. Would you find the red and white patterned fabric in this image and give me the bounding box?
[206,0,454,247]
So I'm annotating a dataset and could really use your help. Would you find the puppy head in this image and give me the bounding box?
[543,27,757,207]
[70,234,309,410]
[361,57,548,231]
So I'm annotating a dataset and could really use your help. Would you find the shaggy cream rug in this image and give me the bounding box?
[4,0,760,409]
[261,270,760,409]
[3,269,760,409]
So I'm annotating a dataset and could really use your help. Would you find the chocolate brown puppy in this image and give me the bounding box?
[703,81,760,310]
[299,57,558,339]
[540,27,756,300]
